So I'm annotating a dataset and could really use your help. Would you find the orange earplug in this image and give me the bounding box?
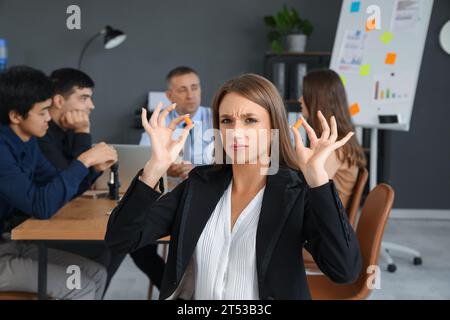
[293,118,303,129]
[184,115,193,127]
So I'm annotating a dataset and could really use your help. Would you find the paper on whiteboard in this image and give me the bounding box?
[372,73,413,104]
[337,30,368,73]
[391,0,421,31]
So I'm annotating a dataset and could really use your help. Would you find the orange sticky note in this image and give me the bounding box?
[184,115,192,126]
[366,19,376,31]
[349,103,360,116]
[385,52,397,65]
[293,118,303,129]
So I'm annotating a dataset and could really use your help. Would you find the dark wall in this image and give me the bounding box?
[0,0,341,143]
[0,0,449,209]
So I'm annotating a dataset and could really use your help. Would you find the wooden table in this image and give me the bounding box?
[12,197,114,241]
[11,196,117,299]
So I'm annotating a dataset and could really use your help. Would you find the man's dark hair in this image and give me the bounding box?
[50,68,95,97]
[166,66,198,85]
[0,65,54,125]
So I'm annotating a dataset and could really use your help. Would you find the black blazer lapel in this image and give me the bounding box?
[176,165,233,281]
[256,167,304,288]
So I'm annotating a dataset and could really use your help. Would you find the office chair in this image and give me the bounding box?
[0,292,38,300]
[307,183,395,299]
[303,167,368,271]
[380,242,422,273]
[346,168,369,228]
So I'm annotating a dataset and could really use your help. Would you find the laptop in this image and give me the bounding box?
[94,144,151,193]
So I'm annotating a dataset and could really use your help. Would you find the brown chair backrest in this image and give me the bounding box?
[352,183,394,299]
[346,167,368,228]
[0,292,38,300]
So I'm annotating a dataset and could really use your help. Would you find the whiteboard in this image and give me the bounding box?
[330,0,434,131]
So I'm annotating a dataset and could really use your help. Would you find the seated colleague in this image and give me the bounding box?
[0,66,117,299]
[105,74,362,300]
[140,66,214,180]
[37,68,121,285]
[133,65,216,291]
[300,69,366,208]
[38,68,103,175]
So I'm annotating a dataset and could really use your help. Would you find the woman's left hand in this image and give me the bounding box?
[291,111,354,188]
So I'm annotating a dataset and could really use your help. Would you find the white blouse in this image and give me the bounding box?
[193,180,266,300]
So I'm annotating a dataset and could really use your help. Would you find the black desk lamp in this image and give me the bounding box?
[78,25,127,69]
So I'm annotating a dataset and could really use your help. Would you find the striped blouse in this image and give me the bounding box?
[193,180,266,300]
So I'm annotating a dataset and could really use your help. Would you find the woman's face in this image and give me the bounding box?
[299,96,309,118]
[218,93,272,165]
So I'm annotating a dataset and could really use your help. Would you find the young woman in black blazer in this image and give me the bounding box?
[106,73,362,300]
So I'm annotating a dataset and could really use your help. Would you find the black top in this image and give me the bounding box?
[105,164,362,300]
[38,120,101,195]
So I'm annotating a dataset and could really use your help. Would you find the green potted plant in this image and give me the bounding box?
[264,5,313,54]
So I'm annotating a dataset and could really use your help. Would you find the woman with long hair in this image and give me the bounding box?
[106,73,361,300]
[300,69,366,208]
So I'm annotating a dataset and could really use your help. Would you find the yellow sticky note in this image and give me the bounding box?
[380,31,393,44]
[349,103,360,116]
[360,64,371,76]
[340,75,347,86]
[385,52,397,65]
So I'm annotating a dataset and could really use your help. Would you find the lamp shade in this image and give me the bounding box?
[103,25,127,49]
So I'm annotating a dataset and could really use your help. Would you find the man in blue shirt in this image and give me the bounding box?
[0,66,117,299]
[140,66,214,178]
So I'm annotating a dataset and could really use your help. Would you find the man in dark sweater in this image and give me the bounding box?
[38,68,102,187]
[0,66,117,299]
[38,68,125,286]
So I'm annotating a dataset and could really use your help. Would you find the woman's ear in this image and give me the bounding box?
[8,110,23,125]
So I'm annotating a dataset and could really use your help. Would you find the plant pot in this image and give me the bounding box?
[286,34,307,53]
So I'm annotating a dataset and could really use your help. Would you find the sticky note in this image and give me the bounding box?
[366,19,376,32]
[385,52,397,64]
[340,75,347,86]
[380,31,393,44]
[350,1,361,13]
[349,103,360,116]
[360,64,371,76]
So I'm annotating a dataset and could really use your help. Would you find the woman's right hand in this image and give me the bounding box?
[139,103,194,188]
